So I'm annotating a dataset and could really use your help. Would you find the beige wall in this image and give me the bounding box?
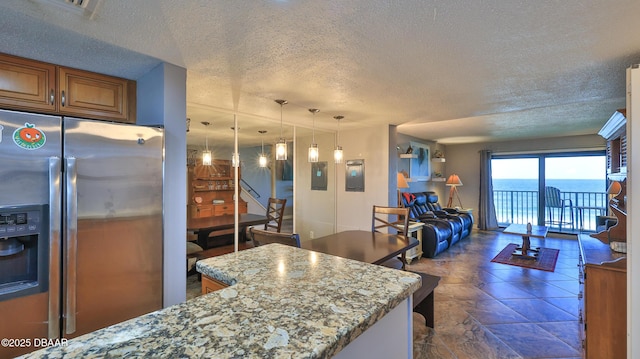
[333,124,391,233]
[295,131,337,240]
[444,134,606,212]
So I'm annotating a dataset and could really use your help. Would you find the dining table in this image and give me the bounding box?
[300,230,419,266]
[187,213,269,249]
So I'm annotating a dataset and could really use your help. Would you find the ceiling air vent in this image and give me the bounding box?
[37,0,101,19]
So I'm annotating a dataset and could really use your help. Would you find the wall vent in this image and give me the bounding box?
[36,0,101,19]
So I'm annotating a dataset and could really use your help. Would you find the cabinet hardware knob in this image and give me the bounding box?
[61,90,66,106]
[50,89,55,105]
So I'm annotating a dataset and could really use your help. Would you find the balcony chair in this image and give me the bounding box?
[265,197,287,232]
[544,186,574,231]
[249,227,301,247]
[372,205,410,270]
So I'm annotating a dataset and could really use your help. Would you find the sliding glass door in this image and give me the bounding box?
[544,156,607,232]
[492,152,606,233]
[492,157,540,226]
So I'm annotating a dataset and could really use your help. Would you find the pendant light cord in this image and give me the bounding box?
[280,104,283,138]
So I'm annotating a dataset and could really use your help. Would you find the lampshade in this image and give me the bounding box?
[275,99,288,161]
[446,174,463,186]
[397,172,410,189]
[201,121,212,165]
[202,150,212,166]
[607,181,622,195]
[446,174,464,208]
[308,108,319,163]
[275,139,287,161]
[334,146,343,164]
[258,130,268,168]
[308,143,319,162]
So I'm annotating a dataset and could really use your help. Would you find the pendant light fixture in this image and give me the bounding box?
[333,115,344,164]
[258,130,268,167]
[201,121,212,166]
[230,125,240,168]
[308,108,320,162]
[274,99,288,161]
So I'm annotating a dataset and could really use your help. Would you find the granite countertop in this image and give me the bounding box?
[24,244,421,358]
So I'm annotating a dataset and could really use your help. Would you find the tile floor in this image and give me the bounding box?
[187,228,582,359]
[409,229,581,359]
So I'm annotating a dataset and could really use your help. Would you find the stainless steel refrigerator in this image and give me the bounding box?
[0,109,163,358]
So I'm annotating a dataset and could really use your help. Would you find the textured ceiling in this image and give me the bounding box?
[1,0,640,146]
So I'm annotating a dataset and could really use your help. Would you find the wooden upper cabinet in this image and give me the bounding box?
[0,53,56,112]
[0,52,136,123]
[58,67,134,123]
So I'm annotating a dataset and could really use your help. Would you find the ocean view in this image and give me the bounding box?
[492,179,608,230]
[493,179,607,193]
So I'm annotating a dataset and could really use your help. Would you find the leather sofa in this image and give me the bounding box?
[401,191,473,257]
[401,193,452,257]
[423,191,474,238]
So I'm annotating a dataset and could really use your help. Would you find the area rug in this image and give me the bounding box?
[490,243,559,272]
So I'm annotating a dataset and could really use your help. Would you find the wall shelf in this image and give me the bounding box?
[430,157,446,182]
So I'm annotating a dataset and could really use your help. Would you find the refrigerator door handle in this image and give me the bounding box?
[48,157,62,339]
[64,157,78,335]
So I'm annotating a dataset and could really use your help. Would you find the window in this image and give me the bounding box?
[491,152,606,233]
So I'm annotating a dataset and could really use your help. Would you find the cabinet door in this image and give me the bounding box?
[58,67,133,123]
[0,53,56,112]
[201,275,228,295]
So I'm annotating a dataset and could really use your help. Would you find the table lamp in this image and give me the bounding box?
[397,172,410,207]
[446,174,463,208]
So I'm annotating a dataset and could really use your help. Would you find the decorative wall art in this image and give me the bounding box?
[402,141,430,181]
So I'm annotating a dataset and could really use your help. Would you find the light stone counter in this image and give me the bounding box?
[22,244,421,358]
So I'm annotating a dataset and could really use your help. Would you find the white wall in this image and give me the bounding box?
[334,124,391,232]
[137,63,187,307]
[295,131,336,240]
[445,134,606,214]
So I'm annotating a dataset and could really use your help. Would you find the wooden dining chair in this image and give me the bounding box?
[249,227,301,248]
[265,197,287,232]
[372,205,410,270]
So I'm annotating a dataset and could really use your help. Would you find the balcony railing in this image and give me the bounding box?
[493,190,608,233]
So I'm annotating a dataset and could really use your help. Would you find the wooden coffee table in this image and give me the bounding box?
[503,224,548,260]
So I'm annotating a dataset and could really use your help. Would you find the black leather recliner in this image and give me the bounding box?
[424,191,473,239]
[411,193,463,246]
[402,193,452,257]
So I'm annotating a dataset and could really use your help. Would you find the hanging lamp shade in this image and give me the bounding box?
[274,99,288,161]
[275,139,287,161]
[258,130,268,167]
[201,121,212,165]
[202,149,212,166]
[308,108,320,163]
[333,115,344,164]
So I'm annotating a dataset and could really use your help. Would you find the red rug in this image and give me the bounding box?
[490,243,559,272]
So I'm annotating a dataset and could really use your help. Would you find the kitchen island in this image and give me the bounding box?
[23,244,421,358]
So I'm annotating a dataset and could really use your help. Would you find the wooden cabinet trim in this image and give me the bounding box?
[201,275,229,295]
[0,53,56,112]
[58,67,130,122]
[0,52,135,123]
